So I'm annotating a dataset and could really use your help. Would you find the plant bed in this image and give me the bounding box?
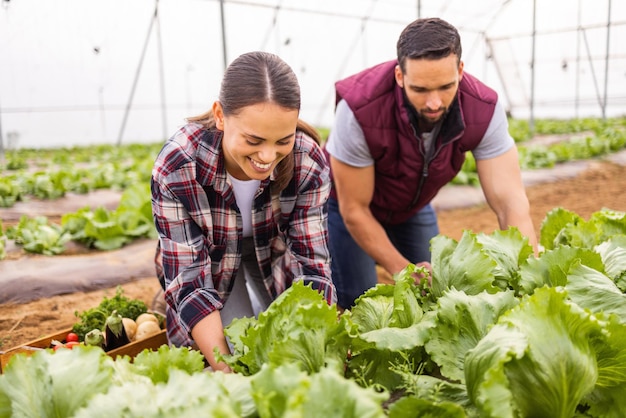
[0,326,167,373]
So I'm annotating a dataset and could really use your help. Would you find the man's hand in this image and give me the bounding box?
[212,363,233,374]
[412,261,432,286]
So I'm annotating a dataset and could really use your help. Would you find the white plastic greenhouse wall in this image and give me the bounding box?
[0,0,624,149]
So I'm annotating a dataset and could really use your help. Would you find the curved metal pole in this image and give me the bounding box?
[529,0,537,134]
[116,3,158,146]
[575,0,582,118]
[601,0,612,120]
[485,37,515,112]
[581,28,605,113]
[155,0,168,140]
[0,95,4,163]
[220,0,228,70]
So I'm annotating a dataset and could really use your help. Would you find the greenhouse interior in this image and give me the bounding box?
[1,1,626,417]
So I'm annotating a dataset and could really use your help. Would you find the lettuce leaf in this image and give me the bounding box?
[388,373,475,414]
[0,346,115,418]
[581,315,626,417]
[540,207,584,250]
[387,395,468,418]
[430,232,499,298]
[221,281,352,376]
[594,235,626,290]
[347,273,430,391]
[588,209,626,241]
[425,289,519,383]
[541,207,626,251]
[130,345,206,384]
[465,287,602,418]
[518,246,604,295]
[565,261,626,321]
[251,363,388,418]
[73,369,245,418]
[475,228,534,291]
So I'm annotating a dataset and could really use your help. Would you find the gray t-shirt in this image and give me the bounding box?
[326,98,514,167]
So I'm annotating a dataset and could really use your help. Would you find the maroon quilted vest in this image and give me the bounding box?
[327,60,497,224]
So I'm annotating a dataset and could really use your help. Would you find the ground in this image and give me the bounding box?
[1,157,625,351]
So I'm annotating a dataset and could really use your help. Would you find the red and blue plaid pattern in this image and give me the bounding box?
[151,123,335,346]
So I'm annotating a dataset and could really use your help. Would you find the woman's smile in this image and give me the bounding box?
[250,157,273,172]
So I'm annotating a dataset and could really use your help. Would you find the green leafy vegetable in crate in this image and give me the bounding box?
[72,286,147,340]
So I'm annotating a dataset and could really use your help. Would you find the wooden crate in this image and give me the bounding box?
[0,327,168,373]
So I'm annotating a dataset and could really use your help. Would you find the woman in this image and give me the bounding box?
[151,51,336,372]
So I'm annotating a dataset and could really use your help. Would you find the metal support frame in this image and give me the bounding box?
[116,0,168,146]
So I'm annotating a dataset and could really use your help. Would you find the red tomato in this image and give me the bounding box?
[53,341,80,351]
[66,332,80,343]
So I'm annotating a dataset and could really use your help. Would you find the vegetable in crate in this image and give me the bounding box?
[71,286,147,340]
[122,317,137,340]
[104,310,130,351]
[134,313,161,341]
[84,329,105,349]
[135,313,160,327]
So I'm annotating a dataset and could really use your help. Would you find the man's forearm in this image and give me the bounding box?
[499,210,538,254]
[343,211,412,275]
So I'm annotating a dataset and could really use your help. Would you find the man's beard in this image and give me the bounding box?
[401,86,447,131]
[417,106,446,123]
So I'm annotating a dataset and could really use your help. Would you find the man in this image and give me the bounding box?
[325,17,537,310]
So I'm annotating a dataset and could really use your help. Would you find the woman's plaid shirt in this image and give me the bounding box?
[151,123,336,346]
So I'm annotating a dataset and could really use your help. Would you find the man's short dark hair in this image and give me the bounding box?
[396,17,462,73]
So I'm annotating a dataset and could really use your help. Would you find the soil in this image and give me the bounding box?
[1,153,625,352]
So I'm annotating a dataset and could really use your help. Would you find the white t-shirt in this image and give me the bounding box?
[326,98,515,167]
[227,173,260,237]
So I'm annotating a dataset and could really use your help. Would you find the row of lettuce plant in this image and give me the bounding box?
[1,118,624,205]
[0,142,162,208]
[451,116,626,186]
[0,183,156,259]
[1,206,624,417]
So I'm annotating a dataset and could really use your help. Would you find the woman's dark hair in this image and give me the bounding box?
[396,17,462,73]
[188,51,319,192]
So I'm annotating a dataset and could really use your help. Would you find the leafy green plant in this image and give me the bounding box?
[0,141,163,208]
[0,176,21,207]
[26,171,67,199]
[61,182,155,250]
[452,116,626,184]
[0,208,625,416]
[72,286,148,340]
[450,153,479,185]
[0,180,155,256]
[5,215,72,255]
[219,281,354,376]
[0,234,5,261]
[5,155,28,170]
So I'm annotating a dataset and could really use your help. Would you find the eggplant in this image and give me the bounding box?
[104,310,131,351]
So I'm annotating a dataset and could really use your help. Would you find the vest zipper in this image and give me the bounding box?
[411,165,428,208]
[408,121,443,209]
